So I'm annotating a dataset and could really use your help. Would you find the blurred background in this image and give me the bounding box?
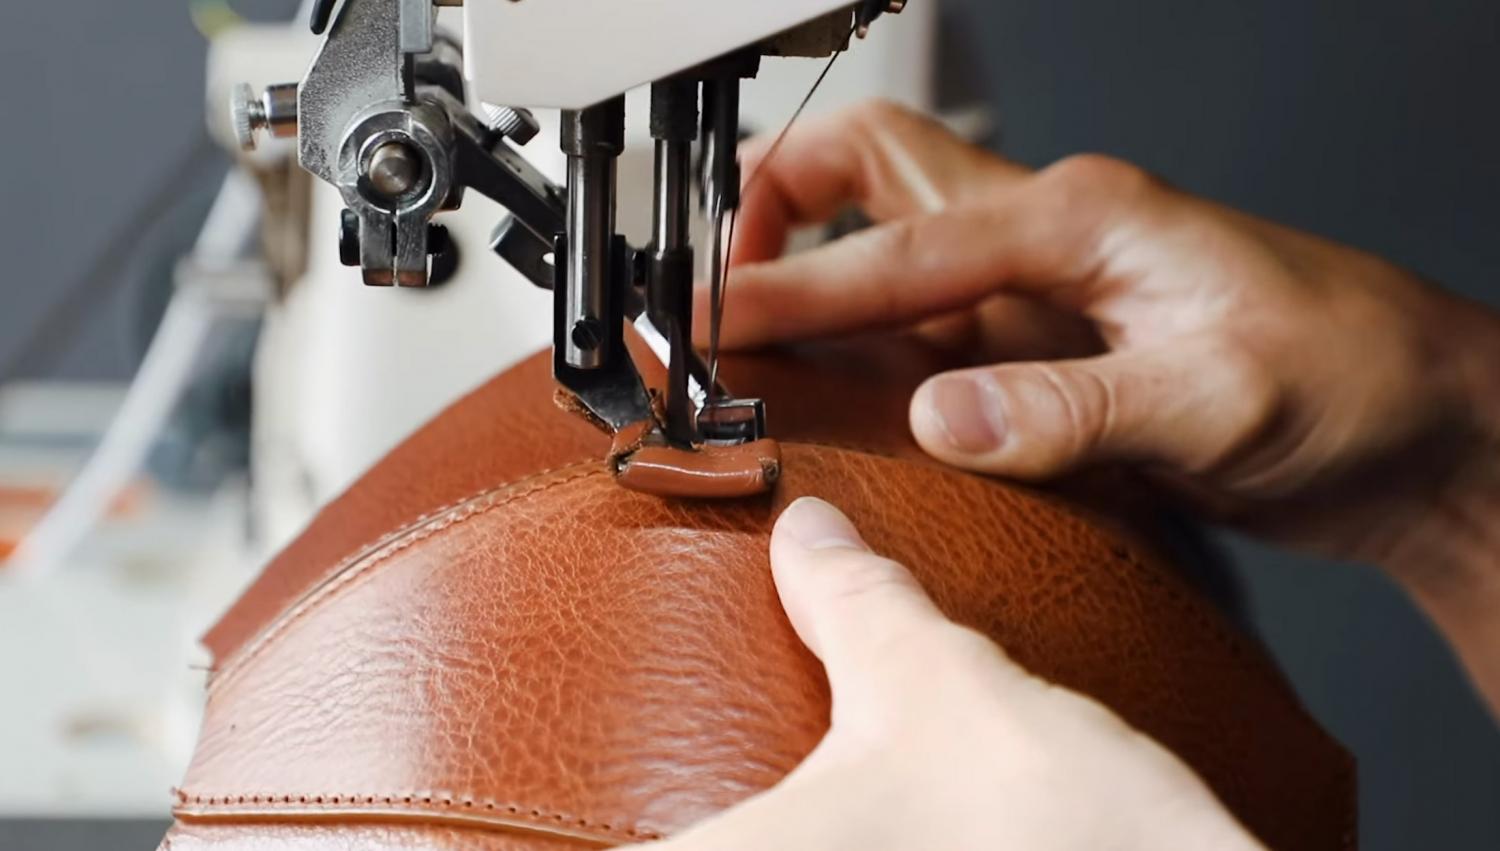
[0,1,1496,849]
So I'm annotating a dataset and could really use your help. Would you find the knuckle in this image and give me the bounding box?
[915,624,1038,708]
[1191,340,1284,474]
[1215,341,1280,418]
[1039,154,1162,211]
[819,551,919,611]
[1044,153,1154,191]
[995,363,1111,475]
[862,218,929,313]
[872,622,999,699]
[1055,363,1115,460]
[850,97,918,131]
[875,217,926,266]
[927,623,1008,670]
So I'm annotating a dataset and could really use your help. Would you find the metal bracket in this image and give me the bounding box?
[551,235,654,430]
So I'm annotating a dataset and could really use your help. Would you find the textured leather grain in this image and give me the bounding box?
[163,338,1355,851]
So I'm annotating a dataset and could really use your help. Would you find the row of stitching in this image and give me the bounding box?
[212,443,1253,695]
[209,441,871,688]
[173,788,657,842]
[207,463,606,695]
[215,440,901,680]
[211,457,610,678]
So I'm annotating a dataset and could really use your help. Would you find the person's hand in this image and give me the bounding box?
[708,101,1500,711]
[634,497,1263,851]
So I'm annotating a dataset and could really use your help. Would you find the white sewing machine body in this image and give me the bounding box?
[233,1,937,554]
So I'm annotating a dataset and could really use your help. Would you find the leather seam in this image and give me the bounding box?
[208,442,897,688]
[212,443,1277,705]
[206,463,605,696]
[171,790,654,843]
[211,457,611,673]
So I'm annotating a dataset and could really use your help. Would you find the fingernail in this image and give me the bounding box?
[777,497,869,552]
[916,375,1006,454]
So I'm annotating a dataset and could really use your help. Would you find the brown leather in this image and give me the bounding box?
[163,338,1356,851]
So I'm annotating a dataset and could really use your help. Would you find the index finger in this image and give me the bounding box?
[731,99,1027,265]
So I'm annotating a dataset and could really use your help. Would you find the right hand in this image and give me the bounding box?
[705,100,1500,710]
[641,497,1263,851]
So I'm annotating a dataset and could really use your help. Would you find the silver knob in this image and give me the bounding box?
[367,142,421,197]
[482,103,540,146]
[230,83,268,151]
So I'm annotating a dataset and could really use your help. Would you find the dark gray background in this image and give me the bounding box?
[1,1,1496,848]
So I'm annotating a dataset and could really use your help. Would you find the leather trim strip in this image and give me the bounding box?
[614,438,782,498]
[171,793,636,845]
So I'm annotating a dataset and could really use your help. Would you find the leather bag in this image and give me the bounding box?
[160,339,1355,850]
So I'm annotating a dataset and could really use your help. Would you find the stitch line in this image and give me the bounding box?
[208,443,895,688]
[172,787,657,842]
[207,464,605,695]
[211,458,608,677]
[211,444,1272,697]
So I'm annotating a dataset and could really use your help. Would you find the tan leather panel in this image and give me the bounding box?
[169,340,1355,850]
[175,444,1351,849]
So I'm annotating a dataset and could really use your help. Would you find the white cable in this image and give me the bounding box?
[7,170,265,580]
[6,291,217,579]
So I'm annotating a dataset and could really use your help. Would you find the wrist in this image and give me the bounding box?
[1144,794,1266,851]
[1384,295,1500,712]
[1385,292,1500,579]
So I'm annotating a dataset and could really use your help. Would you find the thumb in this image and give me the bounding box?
[770,497,965,719]
[626,499,960,851]
[909,343,1276,480]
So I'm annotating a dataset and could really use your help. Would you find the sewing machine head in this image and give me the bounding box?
[231,0,907,466]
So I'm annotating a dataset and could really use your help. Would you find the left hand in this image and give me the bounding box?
[633,497,1263,851]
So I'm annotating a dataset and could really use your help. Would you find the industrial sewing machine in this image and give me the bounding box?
[231,0,910,490]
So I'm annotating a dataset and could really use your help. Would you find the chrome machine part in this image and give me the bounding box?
[252,0,566,288]
[366,141,422,196]
[549,97,654,431]
[231,83,299,151]
[647,78,698,445]
[559,100,623,371]
[299,0,438,285]
[700,72,742,399]
[298,0,408,186]
[234,0,910,445]
[340,101,455,285]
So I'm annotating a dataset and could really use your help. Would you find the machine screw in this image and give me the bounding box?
[339,209,360,267]
[427,224,460,286]
[230,83,269,151]
[570,317,605,351]
[481,103,541,146]
[426,224,452,257]
[231,82,298,151]
[367,142,422,197]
